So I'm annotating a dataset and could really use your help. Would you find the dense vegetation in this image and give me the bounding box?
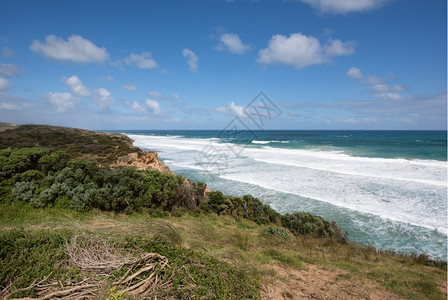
[0,124,140,163]
[0,147,340,239]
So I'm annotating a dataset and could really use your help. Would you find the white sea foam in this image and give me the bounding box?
[128,133,448,239]
[251,140,289,144]
[251,140,270,144]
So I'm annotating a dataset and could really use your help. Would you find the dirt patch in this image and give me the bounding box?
[261,263,407,300]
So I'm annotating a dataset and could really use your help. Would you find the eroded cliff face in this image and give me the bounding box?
[112,151,173,174]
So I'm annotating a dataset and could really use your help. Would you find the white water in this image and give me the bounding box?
[128,134,447,259]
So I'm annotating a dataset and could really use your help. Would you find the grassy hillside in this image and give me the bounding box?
[0,124,140,164]
[0,124,446,299]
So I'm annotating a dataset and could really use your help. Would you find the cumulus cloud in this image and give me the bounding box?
[0,63,20,78]
[92,88,113,108]
[30,34,109,64]
[122,83,138,91]
[123,52,158,69]
[300,0,388,14]
[217,33,250,54]
[125,100,147,113]
[42,92,80,112]
[182,48,198,72]
[1,47,15,58]
[216,102,246,117]
[346,67,363,79]
[146,99,164,115]
[62,75,90,97]
[257,33,354,69]
[325,38,355,56]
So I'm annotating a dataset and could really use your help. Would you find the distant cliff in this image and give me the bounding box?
[0,124,172,174]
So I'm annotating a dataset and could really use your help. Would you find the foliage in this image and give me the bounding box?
[0,229,80,298]
[3,148,195,213]
[281,212,335,237]
[262,225,291,241]
[0,125,140,164]
[1,147,339,240]
[204,192,281,225]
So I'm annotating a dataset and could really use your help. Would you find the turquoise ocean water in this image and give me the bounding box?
[117,130,447,260]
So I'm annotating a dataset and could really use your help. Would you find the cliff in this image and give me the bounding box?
[0,124,172,174]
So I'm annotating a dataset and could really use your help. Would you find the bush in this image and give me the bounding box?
[281,212,335,237]
[262,225,291,241]
[12,181,38,203]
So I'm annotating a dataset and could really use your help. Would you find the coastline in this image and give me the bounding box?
[125,130,448,260]
[0,124,446,299]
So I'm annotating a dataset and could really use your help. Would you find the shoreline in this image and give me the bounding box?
[125,131,448,261]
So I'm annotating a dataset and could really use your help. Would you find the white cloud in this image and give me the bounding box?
[148,91,179,100]
[216,102,246,117]
[122,83,138,91]
[92,88,113,108]
[0,92,32,112]
[229,102,245,117]
[1,47,15,58]
[257,33,354,69]
[346,67,363,79]
[343,117,376,124]
[146,99,164,115]
[348,68,408,101]
[300,0,388,14]
[329,92,446,121]
[0,63,20,78]
[218,33,250,54]
[0,78,10,90]
[125,100,147,113]
[148,91,162,98]
[182,48,198,72]
[325,38,355,56]
[123,52,158,69]
[43,92,80,112]
[0,102,20,111]
[30,34,109,64]
[62,75,90,97]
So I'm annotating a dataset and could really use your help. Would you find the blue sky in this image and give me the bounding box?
[0,0,446,130]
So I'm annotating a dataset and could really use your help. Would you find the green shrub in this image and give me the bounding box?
[262,225,291,241]
[12,181,38,203]
[281,212,335,237]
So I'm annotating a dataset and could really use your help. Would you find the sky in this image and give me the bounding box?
[0,0,446,130]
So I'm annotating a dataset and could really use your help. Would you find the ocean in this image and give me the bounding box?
[118,130,447,260]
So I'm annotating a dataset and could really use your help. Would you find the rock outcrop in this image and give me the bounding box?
[113,151,172,174]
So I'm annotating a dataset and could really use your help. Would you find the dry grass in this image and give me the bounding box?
[1,208,446,299]
[7,235,174,300]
